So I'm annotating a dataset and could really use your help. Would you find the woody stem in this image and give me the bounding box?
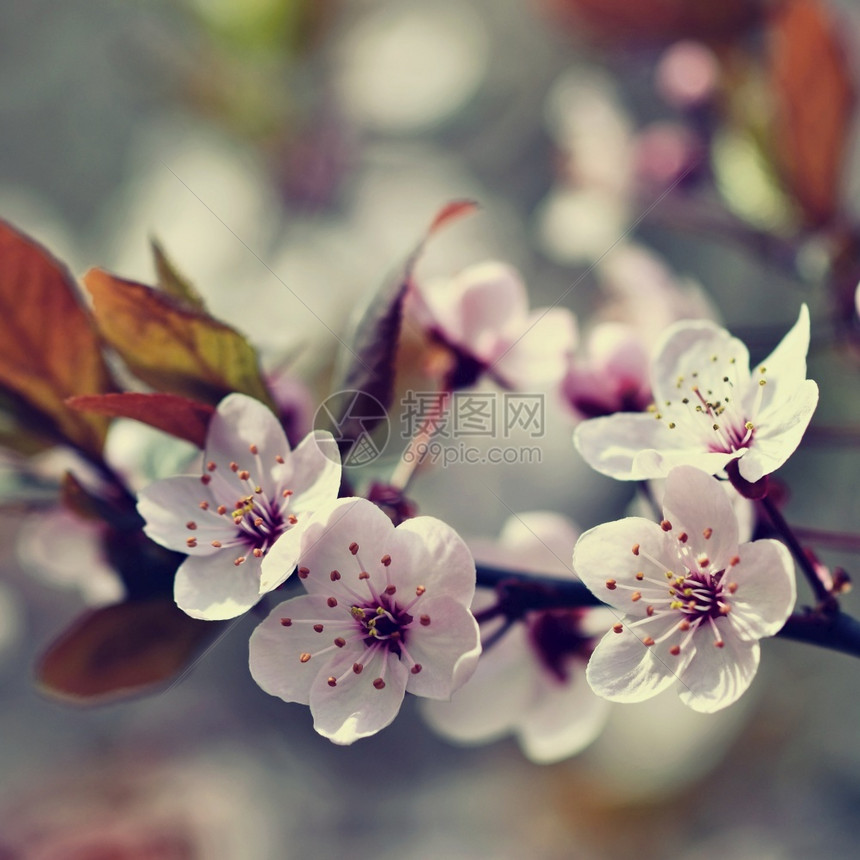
[474,563,860,660]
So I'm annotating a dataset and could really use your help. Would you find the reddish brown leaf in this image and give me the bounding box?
[68,392,214,448]
[0,221,114,456]
[427,200,480,235]
[542,0,761,45]
[37,599,217,704]
[83,269,274,408]
[331,201,478,453]
[768,0,856,227]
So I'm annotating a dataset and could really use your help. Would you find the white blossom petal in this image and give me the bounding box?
[573,518,676,615]
[138,476,232,555]
[287,430,342,513]
[661,466,738,570]
[752,304,810,413]
[737,379,818,482]
[205,394,292,499]
[174,552,264,620]
[651,320,749,405]
[586,625,691,703]
[309,649,410,744]
[297,498,395,598]
[518,667,612,764]
[394,516,476,604]
[677,636,760,713]
[248,595,346,706]
[257,524,305,593]
[420,624,533,744]
[402,596,481,698]
[574,412,736,480]
[727,540,795,639]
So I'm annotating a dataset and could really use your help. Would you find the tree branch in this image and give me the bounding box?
[475,564,860,660]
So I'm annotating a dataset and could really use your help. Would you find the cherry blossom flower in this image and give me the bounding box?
[249,497,481,744]
[422,513,611,763]
[411,261,577,390]
[537,70,702,265]
[16,509,124,605]
[562,244,717,420]
[13,421,198,606]
[562,322,653,418]
[573,465,796,712]
[573,305,818,482]
[137,393,341,620]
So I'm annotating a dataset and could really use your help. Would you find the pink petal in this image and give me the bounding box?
[491,307,577,389]
[518,664,611,764]
[726,539,796,639]
[586,625,691,703]
[249,594,349,706]
[206,394,292,499]
[661,466,738,570]
[455,262,529,350]
[137,475,234,555]
[573,518,675,615]
[393,516,476,605]
[17,509,123,605]
[309,648,410,744]
[402,596,481,699]
[174,552,264,620]
[678,635,760,713]
[297,498,395,599]
[421,624,533,745]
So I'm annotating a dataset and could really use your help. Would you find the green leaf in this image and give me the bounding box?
[83,268,275,409]
[150,238,207,311]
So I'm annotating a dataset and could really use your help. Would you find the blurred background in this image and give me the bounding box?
[3,0,860,857]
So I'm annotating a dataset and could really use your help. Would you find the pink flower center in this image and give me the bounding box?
[351,598,414,656]
[605,521,745,655]
[527,609,593,683]
[189,442,296,566]
[651,353,768,455]
[287,543,429,690]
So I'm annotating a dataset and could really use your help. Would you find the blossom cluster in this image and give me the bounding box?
[1,214,827,756]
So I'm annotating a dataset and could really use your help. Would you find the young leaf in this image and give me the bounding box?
[768,0,856,228]
[37,598,218,704]
[0,221,114,456]
[150,238,207,311]
[68,392,214,448]
[83,269,275,408]
[331,200,478,453]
